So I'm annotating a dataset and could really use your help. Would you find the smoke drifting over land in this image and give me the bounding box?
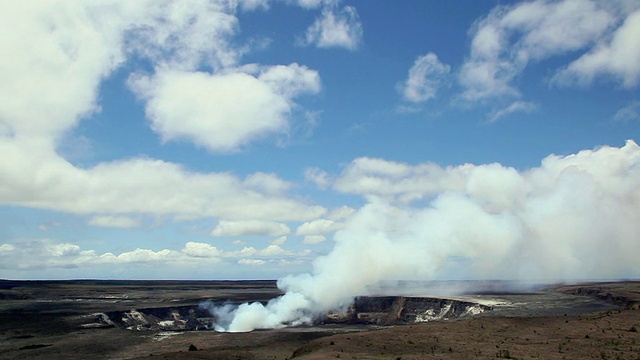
[211,141,640,332]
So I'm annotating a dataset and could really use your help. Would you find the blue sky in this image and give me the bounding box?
[1,0,639,280]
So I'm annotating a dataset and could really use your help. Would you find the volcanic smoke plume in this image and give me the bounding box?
[211,141,640,332]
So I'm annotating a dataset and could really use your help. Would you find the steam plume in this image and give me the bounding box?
[213,141,640,332]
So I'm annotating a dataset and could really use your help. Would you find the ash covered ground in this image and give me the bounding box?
[1,280,639,359]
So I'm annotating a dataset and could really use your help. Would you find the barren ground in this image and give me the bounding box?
[1,280,639,359]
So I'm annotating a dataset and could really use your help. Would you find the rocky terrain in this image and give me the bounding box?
[1,280,639,359]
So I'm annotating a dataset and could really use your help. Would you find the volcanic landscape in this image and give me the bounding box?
[1,280,639,359]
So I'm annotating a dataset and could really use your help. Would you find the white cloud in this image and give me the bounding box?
[258,63,322,98]
[88,215,141,229]
[257,244,293,256]
[239,258,266,266]
[302,4,362,50]
[613,100,640,122]
[302,235,327,244]
[132,70,286,154]
[0,1,245,141]
[49,243,81,257]
[224,244,310,258]
[182,242,223,258]
[243,172,292,194]
[295,219,343,235]
[0,239,184,270]
[304,167,331,188]
[0,1,327,223]
[129,64,320,153]
[0,239,311,273]
[553,10,640,88]
[0,143,325,221]
[238,0,270,11]
[0,244,15,252]
[459,0,637,101]
[400,53,451,103]
[212,220,291,237]
[186,242,308,260]
[329,141,640,224]
[124,1,241,71]
[292,0,334,9]
[108,248,175,263]
[332,157,473,203]
[270,236,288,245]
[327,206,356,220]
[487,101,537,123]
[0,2,126,139]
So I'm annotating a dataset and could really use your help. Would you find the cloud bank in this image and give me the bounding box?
[0,239,310,274]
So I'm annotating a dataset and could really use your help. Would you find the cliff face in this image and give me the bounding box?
[72,305,214,331]
[70,296,491,330]
[325,296,491,325]
[551,282,640,310]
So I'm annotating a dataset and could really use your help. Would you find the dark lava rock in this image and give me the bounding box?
[188,344,198,351]
[325,296,490,325]
[19,344,53,350]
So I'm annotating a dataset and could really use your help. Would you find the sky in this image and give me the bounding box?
[1,0,639,280]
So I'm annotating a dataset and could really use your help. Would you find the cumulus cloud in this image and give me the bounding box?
[129,64,320,153]
[0,239,181,271]
[459,0,639,101]
[49,243,82,257]
[109,248,175,263]
[304,167,331,188]
[295,219,343,235]
[0,239,312,273]
[0,0,255,141]
[0,144,325,221]
[331,156,472,203]
[129,70,287,153]
[225,244,309,258]
[327,206,356,220]
[0,2,126,139]
[212,220,291,237]
[301,2,363,50]
[553,9,640,87]
[0,1,327,224]
[399,53,451,103]
[182,242,223,258]
[257,244,294,256]
[301,235,327,244]
[124,1,241,71]
[239,259,266,266]
[270,236,287,245]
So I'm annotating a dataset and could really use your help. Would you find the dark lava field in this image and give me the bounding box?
[1,279,639,359]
